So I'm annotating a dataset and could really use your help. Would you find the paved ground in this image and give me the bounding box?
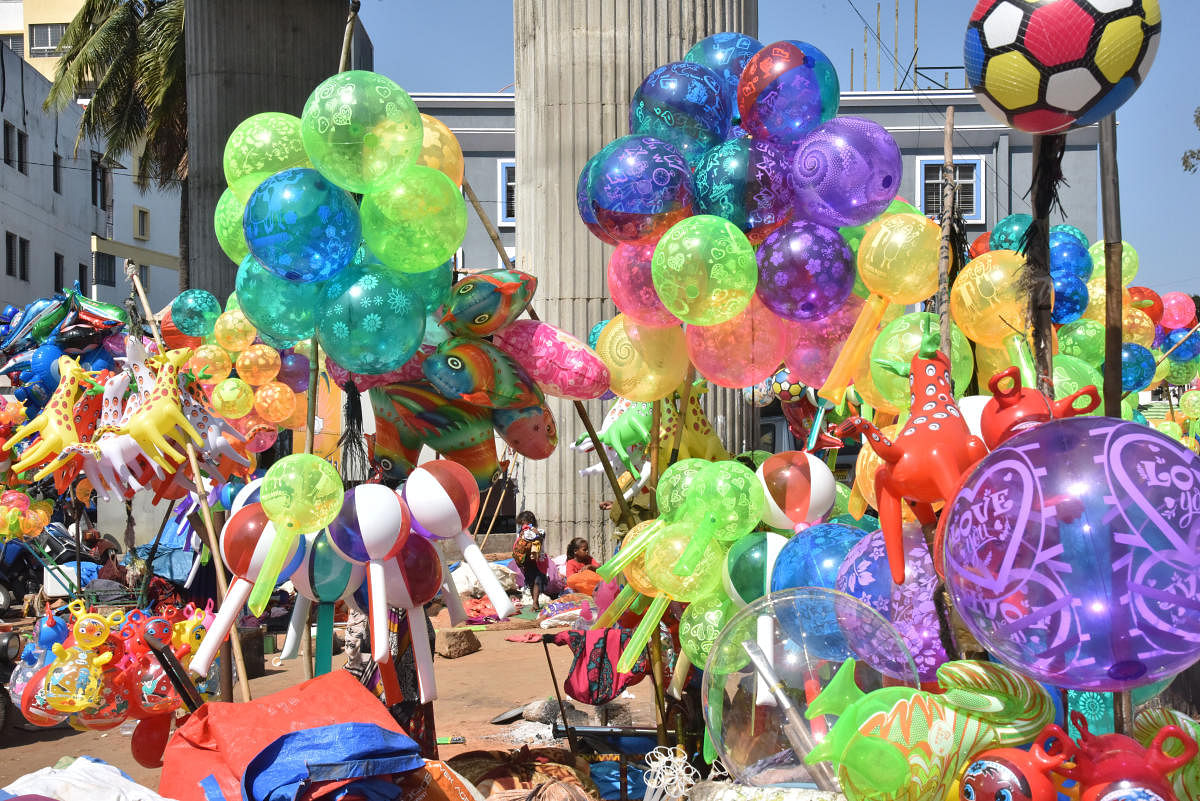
[0,625,659,793]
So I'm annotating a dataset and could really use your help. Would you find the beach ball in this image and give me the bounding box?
[737,40,839,146]
[757,450,836,530]
[965,0,1162,134]
[586,135,694,243]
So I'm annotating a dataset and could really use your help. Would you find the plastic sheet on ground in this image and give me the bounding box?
[0,756,173,801]
[451,560,518,597]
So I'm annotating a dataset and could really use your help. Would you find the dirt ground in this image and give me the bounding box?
[0,624,660,792]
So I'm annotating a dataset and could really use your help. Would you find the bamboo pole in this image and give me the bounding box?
[130,267,252,702]
[648,401,661,516]
[936,107,955,359]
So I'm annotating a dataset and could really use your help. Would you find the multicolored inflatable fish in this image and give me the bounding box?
[492,403,557,459]
[422,336,543,409]
[368,381,499,489]
[439,269,537,337]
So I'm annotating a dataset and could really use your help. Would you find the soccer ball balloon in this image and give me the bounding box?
[964,0,1161,134]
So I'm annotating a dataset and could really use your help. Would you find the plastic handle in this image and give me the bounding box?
[1002,333,1037,389]
[591,584,639,630]
[247,529,298,617]
[668,650,691,700]
[315,602,334,676]
[673,518,713,577]
[275,594,312,665]
[455,530,516,618]
[189,576,251,676]
[368,560,390,663]
[388,573,437,703]
[754,615,777,707]
[438,556,467,625]
[597,519,662,581]
[616,593,670,674]
[819,294,889,406]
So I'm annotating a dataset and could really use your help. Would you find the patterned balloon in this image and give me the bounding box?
[316,264,426,375]
[989,213,1033,251]
[360,164,467,274]
[679,592,737,668]
[243,168,360,284]
[684,32,763,110]
[576,152,619,245]
[651,214,757,326]
[223,112,310,202]
[423,336,544,409]
[1058,318,1105,366]
[187,344,232,384]
[607,243,681,328]
[869,312,974,409]
[440,269,537,338]
[685,294,788,389]
[235,344,281,386]
[416,114,464,186]
[1051,272,1088,325]
[944,417,1200,690]
[1049,233,1093,280]
[790,116,902,228]
[784,295,863,387]
[235,255,325,342]
[693,135,793,240]
[587,135,694,243]
[300,70,422,194]
[630,61,730,167]
[1088,239,1139,285]
[1167,328,1200,363]
[210,377,255,419]
[214,188,250,265]
[754,219,854,322]
[594,315,689,403]
[737,40,839,146]
[492,319,610,400]
[888,524,948,682]
[1162,292,1197,329]
[1110,342,1155,392]
[835,527,893,616]
[213,309,257,353]
[171,290,222,338]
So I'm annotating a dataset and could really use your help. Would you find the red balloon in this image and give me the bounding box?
[221,502,271,576]
[399,534,442,606]
[415,461,480,526]
[130,713,173,769]
[1127,286,1163,325]
[968,231,991,259]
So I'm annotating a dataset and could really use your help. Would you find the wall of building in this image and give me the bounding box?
[20,0,77,82]
[107,166,181,311]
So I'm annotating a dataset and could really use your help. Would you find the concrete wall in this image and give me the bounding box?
[18,0,77,82]
[106,166,180,312]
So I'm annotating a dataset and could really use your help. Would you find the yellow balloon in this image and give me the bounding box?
[210,377,255,419]
[417,114,465,186]
[213,310,257,353]
[857,214,941,303]
[950,250,1030,348]
[1122,307,1155,348]
[1081,274,1131,323]
[595,314,688,402]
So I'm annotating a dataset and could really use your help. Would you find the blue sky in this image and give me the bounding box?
[358,0,1198,295]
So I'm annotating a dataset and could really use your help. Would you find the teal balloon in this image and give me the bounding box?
[317,264,426,374]
[236,255,325,341]
[171,289,222,337]
[257,331,297,351]
[989,213,1033,251]
[353,246,453,313]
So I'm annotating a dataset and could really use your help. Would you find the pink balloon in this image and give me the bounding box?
[783,294,864,386]
[323,346,434,391]
[1162,292,1196,330]
[685,294,789,388]
[608,242,681,328]
[493,319,610,400]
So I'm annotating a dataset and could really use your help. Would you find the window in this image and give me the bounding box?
[53,253,63,292]
[139,265,149,291]
[3,122,13,167]
[0,34,22,57]
[4,232,14,277]
[133,206,150,240]
[28,23,67,58]
[52,153,62,193]
[16,128,26,173]
[78,263,88,294]
[916,156,984,224]
[90,152,108,208]
[17,236,28,282]
[94,252,116,286]
[497,159,515,225]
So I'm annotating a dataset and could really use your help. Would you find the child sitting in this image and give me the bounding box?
[564,537,602,596]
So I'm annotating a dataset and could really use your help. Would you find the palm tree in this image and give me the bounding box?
[44,0,189,290]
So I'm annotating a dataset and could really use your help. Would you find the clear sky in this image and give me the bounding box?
[358,0,1198,295]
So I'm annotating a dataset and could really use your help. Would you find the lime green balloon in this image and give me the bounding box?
[1122,398,1145,424]
[223,112,310,203]
[679,592,736,667]
[1180,390,1200,419]
[651,215,757,325]
[832,482,852,517]
[224,292,240,313]
[840,198,919,299]
[1052,354,1103,416]
[1089,239,1138,285]
[869,312,973,408]
[1058,319,1106,367]
[260,454,344,534]
[656,458,709,519]
[214,188,250,265]
[360,165,467,273]
[643,526,723,601]
[1152,348,1171,384]
[735,450,772,470]
[1155,420,1184,439]
[1166,357,1199,387]
[693,460,766,542]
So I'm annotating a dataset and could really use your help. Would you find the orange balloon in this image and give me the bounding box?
[1123,306,1155,348]
[235,344,281,386]
[187,344,232,383]
[417,114,465,186]
[282,394,310,431]
[254,382,295,423]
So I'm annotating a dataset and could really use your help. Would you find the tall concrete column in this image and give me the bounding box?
[185,0,347,296]
[514,0,758,556]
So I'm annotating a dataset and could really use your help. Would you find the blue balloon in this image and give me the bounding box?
[243,167,360,284]
[1051,272,1088,324]
[236,254,325,342]
[586,135,694,243]
[1106,342,1156,393]
[576,153,618,245]
[1049,235,1093,280]
[1166,327,1200,363]
[771,523,866,593]
[693,134,792,235]
[1050,223,1089,248]
[587,320,610,350]
[684,32,763,112]
[630,61,730,167]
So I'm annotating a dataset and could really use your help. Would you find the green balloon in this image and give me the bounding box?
[1166,357,1199,387]
[693,461,766,542]
[1052,354,1103,415]
[735,450,772,470]
[1122,398,1145,424]
[832,482,852,517]
[1089,239,1138,285]
[651,215,757,326]
[213,188,250,265]
[869,312,973,408]
[1156,420,1184,439]
[679,592,736,667]
[360,165,467,274]
[656,458,710,520]
[1180,390,1200,419]
[225,292,241,313]
[235,255,325,342]
[300,71,422,194]
[260,454,344,534]
[222,112,310,203]
[1057,319,1106,367]
[643,527,723,601]
[316,263,427,374]
[839,198,920,300]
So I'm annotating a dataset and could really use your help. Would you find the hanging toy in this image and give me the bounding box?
[978,365,1099,450]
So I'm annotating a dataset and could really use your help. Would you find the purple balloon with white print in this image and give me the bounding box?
[943,416,1200,691]
[790,116,902,228]
[755,219,854,322]
[889,523,948,682]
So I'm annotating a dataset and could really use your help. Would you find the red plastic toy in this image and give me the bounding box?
[1058,712,1198,801]
[979,366,1099,450]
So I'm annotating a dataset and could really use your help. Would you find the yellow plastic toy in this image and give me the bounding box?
[42,602,124,713]
[3,356,93,478]
[120,348,204,472]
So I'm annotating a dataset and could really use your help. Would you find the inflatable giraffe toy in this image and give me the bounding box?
[831,322,987,583]
[120,347,204,473]
[3,356,96,478]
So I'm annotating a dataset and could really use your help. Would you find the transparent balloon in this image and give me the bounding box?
[651,215,757,326]
[360,165,467,274]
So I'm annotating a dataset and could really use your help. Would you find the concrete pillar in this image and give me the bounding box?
[184,0,347,296]
[514,0,759,556]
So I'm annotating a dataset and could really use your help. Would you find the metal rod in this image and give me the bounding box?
[138,500,177,608]
[936,106,956,359]
[876,3,882,90]
[1099,115,1123,417]
[542,637,579,752]
[894,0,900,90]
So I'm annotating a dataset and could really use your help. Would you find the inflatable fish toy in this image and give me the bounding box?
[493,403,558,459]
[493,319,610,400]
[423,336,543,409]
[439,269,537,337]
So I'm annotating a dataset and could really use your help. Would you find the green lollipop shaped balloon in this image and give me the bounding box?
[214,188,250,264]
[674,459,765,576]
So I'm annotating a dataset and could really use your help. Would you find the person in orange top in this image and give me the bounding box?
[564,538,602,596]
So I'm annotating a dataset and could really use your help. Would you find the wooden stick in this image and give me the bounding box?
[1122,319,1200,400]
[478,467,514,552]
[300,601,314,680]
[648,400,661,517]
[647,633,669,747]
[936,107,955,361]
[463,180,515,271]
[338,1,360,73]
[472,448,508,537]
[669,370,695,465]
[1099,116,1124,419]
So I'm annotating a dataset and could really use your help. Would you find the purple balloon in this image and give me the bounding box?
[943,417,1200,691]
[755,219,854,321]
[790,116,902,228]
[889,525,948,683]
[276,351,311,392]
[835,528,892,617]
[586,134,695,243]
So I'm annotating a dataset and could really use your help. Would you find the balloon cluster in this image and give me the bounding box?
[13,601,215,767]
[0,489,52,540]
